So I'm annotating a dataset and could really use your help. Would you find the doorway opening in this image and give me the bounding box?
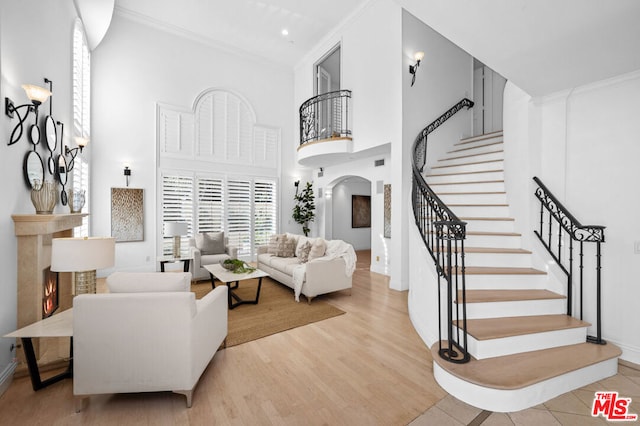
[473,59,506,136]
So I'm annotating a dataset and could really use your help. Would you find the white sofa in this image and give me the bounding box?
[73,272,227,411]
[257,234,356,303]
[189,234,238,281]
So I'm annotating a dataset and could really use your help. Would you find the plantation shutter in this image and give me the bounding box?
[226,179,252,257]
[197,176,224,233]
[162,174,194,255]
[253,179,277,251]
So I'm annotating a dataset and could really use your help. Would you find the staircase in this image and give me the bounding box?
[425,131,621,412]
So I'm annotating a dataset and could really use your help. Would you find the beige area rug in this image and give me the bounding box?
[192,277,345,347]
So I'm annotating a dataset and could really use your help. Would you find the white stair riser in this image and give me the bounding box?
[461,298,566,319]
[455,135,504,148]
[463,273,548,289]
[460,219,515,233]
[464,234,522,248]
[429,181,506,193]
[458,326,588,360]
[450,205,510,217]
[463,252,532,268]
[432,160,504,175]
[433,358,619,413]
[447,142,504,157]
[439,150,504,166]
[437,193,508,204]
[428,171,505,184]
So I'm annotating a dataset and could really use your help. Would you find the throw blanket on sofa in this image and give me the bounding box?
[292,240,357,302]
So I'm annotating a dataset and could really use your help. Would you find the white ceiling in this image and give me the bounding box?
[115,0,369,67]
[114,0,640,96]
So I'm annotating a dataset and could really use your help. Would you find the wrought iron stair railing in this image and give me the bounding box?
[533,176,607,344]
[299,90,352,146]
[411,98,474,364]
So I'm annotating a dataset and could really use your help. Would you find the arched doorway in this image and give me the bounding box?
[325,175,372,251]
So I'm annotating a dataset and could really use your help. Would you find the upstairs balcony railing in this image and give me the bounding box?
[299,90,352,146]
[411,98,474,364]
[533,176,607,344]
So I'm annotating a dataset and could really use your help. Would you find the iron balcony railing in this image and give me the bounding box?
[533,176,607,344]
[299,90,352,146]
[411,98,474,364]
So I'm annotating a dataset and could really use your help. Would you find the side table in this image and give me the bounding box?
[157,256,192,273]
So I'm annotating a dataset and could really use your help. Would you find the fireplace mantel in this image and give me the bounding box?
[12,213,88,236]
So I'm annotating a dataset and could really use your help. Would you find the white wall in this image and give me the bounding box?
[91,12,295,272]
[331,178,372,250]
[294,0,401,278]
[400,9,473,294]
[503,71,640,364]
[0,0,80,393]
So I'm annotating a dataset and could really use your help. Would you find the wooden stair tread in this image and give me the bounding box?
[456,131,503,145]
[463,266,546,275]
[427,169,504,178]
[458,216,514,221]
[429,180,504,186]
[438,147,504,161]
[432,159,503,169]
[431,342,621,390]
[458,289,564,304]
[434,247,530,254]
[454,314,589,340]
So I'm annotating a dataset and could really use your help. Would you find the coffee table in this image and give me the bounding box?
[204,264,269,310]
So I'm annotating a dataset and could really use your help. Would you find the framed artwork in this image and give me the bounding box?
[352,195,371,228]
[111,188,144,242]
[384,184,391,238]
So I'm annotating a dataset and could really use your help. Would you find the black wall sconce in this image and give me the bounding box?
[64,136,89,172]
[409,51,425,87]
[294,180,300,195]
[5,83,52,145]
[124,164,131,187]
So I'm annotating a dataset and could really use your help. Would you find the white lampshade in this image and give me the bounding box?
[414,51,425,62]
[164,222,189,237]
[75,136,89,149]
[21,84,52,104]
[50,237,115,272]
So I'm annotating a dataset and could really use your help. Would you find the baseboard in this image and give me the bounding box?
[607,338,640,366]
[0,360,18,397]
[369,264,389,275]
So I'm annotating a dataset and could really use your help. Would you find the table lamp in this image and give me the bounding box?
[50,237,115,295]
[164,222,189,258]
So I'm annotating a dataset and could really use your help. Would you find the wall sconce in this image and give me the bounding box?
[63,136,89,172]
[5,83,52,145]
[294,180,300,195]
[409,51,425,87]
[124,164,131,187]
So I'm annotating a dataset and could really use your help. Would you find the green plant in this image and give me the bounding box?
[292,181,315,237]
[222,259,256,274]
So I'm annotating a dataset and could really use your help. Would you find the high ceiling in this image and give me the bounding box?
[114,0,640,96]
[115,0,369,67]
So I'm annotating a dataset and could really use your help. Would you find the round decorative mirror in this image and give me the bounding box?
[56,155,68,205]
[29,125,41,145]
[24,150,45,189]
[45,116,57,152]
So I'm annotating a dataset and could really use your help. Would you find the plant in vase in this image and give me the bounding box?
[292,181,315,237]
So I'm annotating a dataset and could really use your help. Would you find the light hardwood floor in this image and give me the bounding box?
[0,250,447,425]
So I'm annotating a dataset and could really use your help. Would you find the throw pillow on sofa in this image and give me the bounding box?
[298,241,312,263]
[295,236,316,257]
[275,234,296,257]
[308,238,327,260]
[195,231,225,255]
[268,234,283,255]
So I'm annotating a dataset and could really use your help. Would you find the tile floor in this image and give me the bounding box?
[409,362,640,425]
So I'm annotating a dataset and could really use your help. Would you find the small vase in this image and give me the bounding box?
[67,188,86,213]
[30,181,58,214]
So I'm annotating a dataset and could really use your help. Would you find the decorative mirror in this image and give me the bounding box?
[45,116,57,174]
[24,150,44,189]
[29,124,41,146]
[56,154,68,205]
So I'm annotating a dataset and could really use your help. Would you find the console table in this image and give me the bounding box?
[4,309,73,391]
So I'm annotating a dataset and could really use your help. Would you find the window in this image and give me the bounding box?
[73,19,90,237]
[161,174,277,259]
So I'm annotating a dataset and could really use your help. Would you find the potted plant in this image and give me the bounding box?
[292,181,315,236]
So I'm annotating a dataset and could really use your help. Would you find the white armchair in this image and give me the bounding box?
[189,233,238,281]
[73,272,227,411]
